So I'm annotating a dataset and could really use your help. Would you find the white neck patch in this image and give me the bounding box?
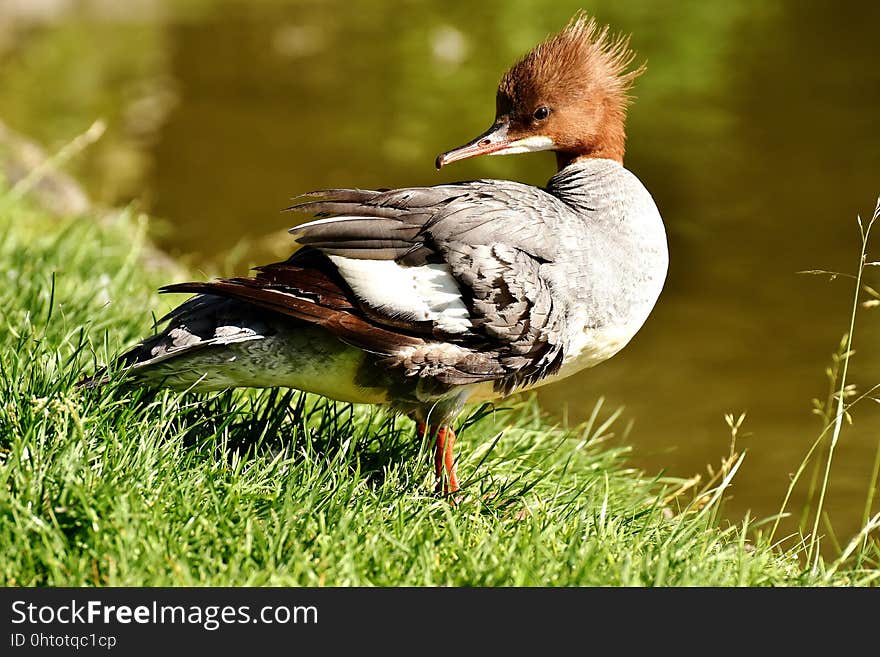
[491,135,555,156]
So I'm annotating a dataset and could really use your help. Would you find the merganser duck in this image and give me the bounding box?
[99,14,668,496]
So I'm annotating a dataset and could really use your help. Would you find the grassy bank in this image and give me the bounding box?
[0,190,875,586]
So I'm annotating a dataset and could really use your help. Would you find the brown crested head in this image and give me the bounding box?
[436,13,644,170]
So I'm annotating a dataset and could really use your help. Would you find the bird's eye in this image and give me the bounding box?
[533,106,550,121]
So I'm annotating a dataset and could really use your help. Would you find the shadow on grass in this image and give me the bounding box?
[88,385,438,489]
[80,379,560,515]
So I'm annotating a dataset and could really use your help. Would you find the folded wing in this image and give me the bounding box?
[164,180,577,392]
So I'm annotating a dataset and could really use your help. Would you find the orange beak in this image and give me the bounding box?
[435,118,557,169]
[435,119,512,169]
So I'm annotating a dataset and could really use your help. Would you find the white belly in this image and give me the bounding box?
[467,322,642,402]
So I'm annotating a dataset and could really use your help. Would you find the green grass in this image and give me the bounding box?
[0,190,877,586]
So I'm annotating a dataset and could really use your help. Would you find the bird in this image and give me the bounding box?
[89,13,668,498]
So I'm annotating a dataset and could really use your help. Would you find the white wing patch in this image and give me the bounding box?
[328,256,472,333]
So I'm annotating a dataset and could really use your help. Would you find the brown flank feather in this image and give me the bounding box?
[160,249,424,359]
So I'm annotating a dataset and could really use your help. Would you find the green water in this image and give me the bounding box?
[3,0,880,543]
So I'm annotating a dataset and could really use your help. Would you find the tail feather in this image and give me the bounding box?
[77,295,273,389]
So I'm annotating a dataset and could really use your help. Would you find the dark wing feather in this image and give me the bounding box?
[155,179,577,392]
[287,181,575,392]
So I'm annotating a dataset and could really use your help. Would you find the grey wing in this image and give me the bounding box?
[289,180,576,392]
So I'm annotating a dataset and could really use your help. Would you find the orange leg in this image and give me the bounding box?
[417,423,460,497]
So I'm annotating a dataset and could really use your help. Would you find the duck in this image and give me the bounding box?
[94,13,668,497]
